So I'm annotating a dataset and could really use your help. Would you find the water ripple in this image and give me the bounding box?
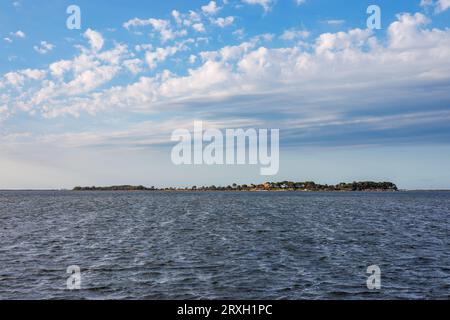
[0,191,449,300]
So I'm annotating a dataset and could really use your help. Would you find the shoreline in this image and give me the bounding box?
[72,181,399,193]
[72,189,401,193]
[0,189,400,192]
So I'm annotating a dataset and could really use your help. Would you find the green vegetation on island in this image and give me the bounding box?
[73,181,398,192]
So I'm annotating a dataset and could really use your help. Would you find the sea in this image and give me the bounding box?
[0,191,448,299]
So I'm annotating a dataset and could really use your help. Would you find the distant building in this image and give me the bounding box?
[263,182,271,190]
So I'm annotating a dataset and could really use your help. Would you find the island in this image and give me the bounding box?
[73,181,398,192]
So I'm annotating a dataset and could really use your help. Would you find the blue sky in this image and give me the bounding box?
[1,0,450,189]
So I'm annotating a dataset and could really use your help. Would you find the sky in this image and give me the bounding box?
[0,0,450,189]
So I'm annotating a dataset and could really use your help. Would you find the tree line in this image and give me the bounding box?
[73,181,398,192]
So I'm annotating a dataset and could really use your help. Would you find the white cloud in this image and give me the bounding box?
[123,17,153,29]
[4,72,25,86]
[97,43,129,65]
[12,30,26,38]
[322,20,345,26]
[145,46,180,69]
[193,23,206,33]
[2,11,450,134]
[49,60,72,78]
[436,0,450,12]
[388,12,430,49]
[233,28,245,39]
[124,59,144,75]
[135,43,153,52]
[189,54,197,64]
[420,0,434,6]
[6,30,26,42]
[295,0,306,5]
[1,68,46,88]
[123,17,187,42]
[186,11,202,25]
[172,10,182,25]
[1,37,133,117]
[217,41,259,61]
[421,0,450,13]
[20,69,47,80]
[33,41,55,54]
[63,65,119,96]
[280,29,310,41]
[0,105,9,121]
[315,28,372,54]
[84,29,104,52]
[212,16,235,28]
[242,0,274,12]
[202,1,221,15]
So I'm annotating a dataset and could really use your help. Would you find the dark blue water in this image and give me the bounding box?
[0,191,448,300]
